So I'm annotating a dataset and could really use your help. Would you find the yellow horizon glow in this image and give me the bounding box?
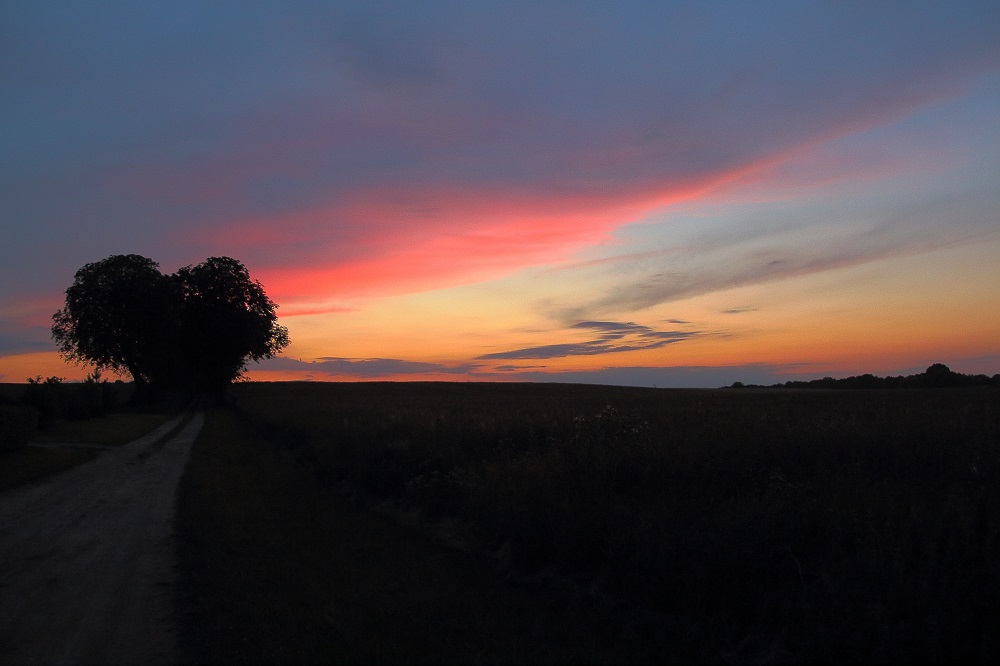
[3,231,997,386]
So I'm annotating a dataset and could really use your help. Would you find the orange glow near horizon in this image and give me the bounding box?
[0,352,93,383]
[5,212,997,388]
[5,227,997,388]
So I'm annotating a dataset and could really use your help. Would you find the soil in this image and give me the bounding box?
[0,412,203,665]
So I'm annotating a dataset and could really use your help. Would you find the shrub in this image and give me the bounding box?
[80,371,107,417]
[0,404,39,451]
[21,376,64,429]
[16,374,127,428]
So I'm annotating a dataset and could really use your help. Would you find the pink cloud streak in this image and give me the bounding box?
[214,186,713,303]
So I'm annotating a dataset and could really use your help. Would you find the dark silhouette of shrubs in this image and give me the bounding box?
[740,363,999,390]
[923,362,959,387]
[15,373,126,432]
[21,376,64,429]
[83,371,123,416]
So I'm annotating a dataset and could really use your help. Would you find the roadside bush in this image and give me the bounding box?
[0,404,39,451]
[80,372,106,417]
[22,376,63,428]
[59,386,92,421]
[21,375,93,425]
[16,374,129,428]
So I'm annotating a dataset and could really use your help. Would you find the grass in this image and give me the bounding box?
[176,406,674,664]
[0,412,173,493]
[31,412,172,445]
[210,381,1000,663]
[0,447,103,493]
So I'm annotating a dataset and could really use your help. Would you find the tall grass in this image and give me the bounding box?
[231,382,1000,662]
[177,407,677,664]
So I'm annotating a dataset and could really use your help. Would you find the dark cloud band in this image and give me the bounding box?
[478,321,698,361]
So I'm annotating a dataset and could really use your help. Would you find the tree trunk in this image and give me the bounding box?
[127,364,148,405]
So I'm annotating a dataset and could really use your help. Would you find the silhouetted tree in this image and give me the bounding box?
[763,362,996,389]
[924,363,957,388]
[52,254,289,401]
[51,254,173,399]
[172,257,289,399]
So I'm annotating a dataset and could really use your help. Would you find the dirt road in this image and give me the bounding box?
[0,412,203,665]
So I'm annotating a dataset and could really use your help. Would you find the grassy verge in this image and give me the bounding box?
[0,412,174,493]
[175,407,676,664]
[31,412,172,446]
[0,447,103,493]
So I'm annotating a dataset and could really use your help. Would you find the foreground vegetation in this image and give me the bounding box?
[0,381,173,492]
[176,407,670,664]
[211,381,999,662]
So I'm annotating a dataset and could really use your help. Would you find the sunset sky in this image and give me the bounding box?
[2,1,998,387]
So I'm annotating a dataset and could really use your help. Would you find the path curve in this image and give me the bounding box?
[0,411,204,665]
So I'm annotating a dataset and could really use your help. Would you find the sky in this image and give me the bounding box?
[1,0,999,387]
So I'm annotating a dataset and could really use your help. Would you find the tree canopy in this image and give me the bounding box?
[51,254,172,389]
[729,363,1000,390]
[52,255,289,398]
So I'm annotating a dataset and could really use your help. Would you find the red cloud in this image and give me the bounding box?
[186,169,746,304]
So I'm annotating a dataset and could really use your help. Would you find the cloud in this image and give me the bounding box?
[492,364,547,373]
[553,185,1000,320]
[0,309,54,355]
[262,356,479,378]
[276,304,355,318]
[477,321,698,361]
[477,363,815,389]
[258,352,847,388]
[3,1,997,311]
[0,332,51,356]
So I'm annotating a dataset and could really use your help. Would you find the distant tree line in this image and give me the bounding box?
[730,363,1000,389]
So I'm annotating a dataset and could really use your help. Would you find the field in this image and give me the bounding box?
[177,381,1000,663]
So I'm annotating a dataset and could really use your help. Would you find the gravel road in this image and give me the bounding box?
[0,412,204,665]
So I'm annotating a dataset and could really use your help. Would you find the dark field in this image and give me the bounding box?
[180,382,1000,663]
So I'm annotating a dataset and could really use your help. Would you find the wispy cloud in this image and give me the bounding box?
[554,186,999,320]
[477,321,698,361]
[0,329,52,356]
[0,298,57,354]
[276,304,356,318]
[475,363,817,389]
[264,356,478,378]
[492,364,548,373]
